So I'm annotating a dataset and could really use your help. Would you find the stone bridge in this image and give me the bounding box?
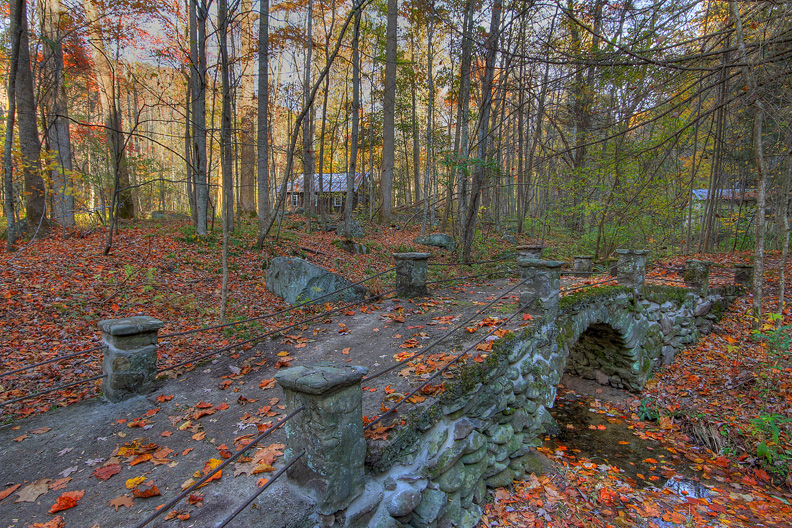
[260,252,744,528]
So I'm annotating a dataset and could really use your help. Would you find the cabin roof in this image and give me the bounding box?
[288,172,370,193]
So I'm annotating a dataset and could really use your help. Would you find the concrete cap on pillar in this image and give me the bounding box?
[98,316,164,336]
[392,252,431,260]
[516,257,563,269]
[276,362,369,396]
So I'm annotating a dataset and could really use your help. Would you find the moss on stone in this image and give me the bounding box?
[558,285,630,311]
[642,284,688,305]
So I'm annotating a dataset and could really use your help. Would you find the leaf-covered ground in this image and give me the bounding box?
[0,218,518,418]
[2,220,790,527]
[482,252,792,527]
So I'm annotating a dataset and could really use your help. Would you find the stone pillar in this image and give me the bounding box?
[276,362,368,515]
[393,252,430,297]
[572,256,594,277]
[734,264,754,289]
[516,257,562,320]
[615,249,649,293]
[684,259,712,295]
[99,316,163,402]
[516,245,544,259]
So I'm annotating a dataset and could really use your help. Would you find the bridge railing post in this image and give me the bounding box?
[275,362,368,516]
[615,249,649,294]
[516,257,562,320]
[516,244,544,259]
[99,316,164,402]
[684,259,712,295]
[573,255,594,277]
[393,252,431,297]
[734,263,754,289]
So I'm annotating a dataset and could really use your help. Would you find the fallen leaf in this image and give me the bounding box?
[49,490,85,513]
[29,516,64,528]
[188,493,204,505]
[48,478,71,491]
[109,495,134,511]
[30,427,51,435]
[15,479,50,503]
[259,378,275,390]
[125,476,146,490]
[0,484,21,503]
[132,481,161,498]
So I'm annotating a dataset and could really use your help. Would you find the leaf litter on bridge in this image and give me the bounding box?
[0,247,541,526]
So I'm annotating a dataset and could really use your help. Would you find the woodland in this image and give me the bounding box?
[1,0,792,525]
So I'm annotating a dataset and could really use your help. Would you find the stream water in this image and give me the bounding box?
[545,386,711,501]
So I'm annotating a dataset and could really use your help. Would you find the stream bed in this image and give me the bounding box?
[545,383,711,500]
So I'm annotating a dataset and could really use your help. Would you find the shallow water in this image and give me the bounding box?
[545,388,709,499]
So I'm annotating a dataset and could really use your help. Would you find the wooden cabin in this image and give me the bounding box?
[287,172,371,212]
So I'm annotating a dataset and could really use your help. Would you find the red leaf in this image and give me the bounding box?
[49,490,85,513]
[93,464,122,481]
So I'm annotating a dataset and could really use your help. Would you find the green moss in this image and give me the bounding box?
[642,284,688,305]
[558,286,630,311]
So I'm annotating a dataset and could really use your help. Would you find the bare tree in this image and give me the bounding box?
[380,0,397,223]
[730,1,767,324]
[189,0,210,235]
[461,0,501,262]
[38,0,74,227]
[84,0,134,255]
[16,0,48,236]
[257,0,271,228]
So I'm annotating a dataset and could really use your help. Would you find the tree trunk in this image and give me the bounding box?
[345,7,362,233]
[219,0,234,322]
[778,161,790,318]
[421,7,434,235]
[190,0,209,235]
[38,0,74,227]
[730,1,766,325]
[379,0,397,223]
[84,0,134,224]
[461,0,500,262]
[410,33,420,205]
[257,0,271,228]
[455,0,475,237]
[15,0,48,236]
[303,0,315,228]
[238,0,257,216]
[4,0,22,249]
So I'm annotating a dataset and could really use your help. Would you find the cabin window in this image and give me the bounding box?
[291,194,298,208]
[333,195,342,208]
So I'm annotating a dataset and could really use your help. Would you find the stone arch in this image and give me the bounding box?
[556,303,654,392]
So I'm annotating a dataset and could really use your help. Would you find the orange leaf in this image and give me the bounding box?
[49,490,85,513]
[30,516,65,528]
[132,482,161,498]
[0,484,21,503]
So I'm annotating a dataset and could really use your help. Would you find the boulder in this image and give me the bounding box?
[413,233,457,252]
[149,211,190,221]
[266,257,368,305]
[337,220,365,238]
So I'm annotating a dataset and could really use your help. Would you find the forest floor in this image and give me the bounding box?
[0,217,790,527]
